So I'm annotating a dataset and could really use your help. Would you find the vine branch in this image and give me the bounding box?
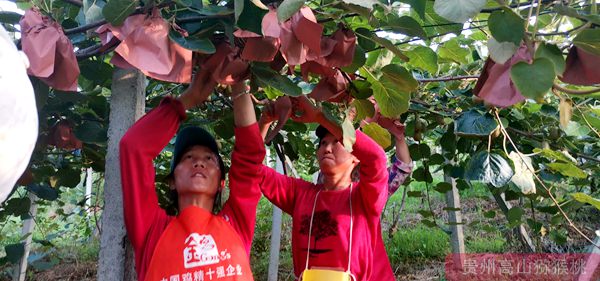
[494,110,600,250]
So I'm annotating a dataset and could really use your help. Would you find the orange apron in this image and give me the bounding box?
[145,206,254,281]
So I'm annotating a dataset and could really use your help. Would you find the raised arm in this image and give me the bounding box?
[220,82,267,254]
[352,130,388,216]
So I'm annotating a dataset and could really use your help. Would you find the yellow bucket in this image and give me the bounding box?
[301,269,352,281]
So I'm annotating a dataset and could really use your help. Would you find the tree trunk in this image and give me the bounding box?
[267,148,283,281]
[98,68,145,281]
[444,171,465,272]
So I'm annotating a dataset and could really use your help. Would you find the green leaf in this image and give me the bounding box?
[4,243,25,264]
[237,0,267,34]
[369,34,409,61]
[341,0,378,9]
[573,29,600,56]
[549,230,567,245]
[483,210,496,219]
[277,0,304,22]
[570,193,600,211]
[422,1,463,35]
[418,210,434,218]
[362,123,391,149]
[383,15,427,39]
[506,207,523,224]
[454,110,498,137]
[355,28,376,50]
[409,143,431,161]
[27,184,59,201]
[434,182,452,193]
[563,120,592,137]
[438,38,469,64]
[407,191,423,197]
[57,168,82,188]
[4,197,31,217]
[535,42,565,76]
[547,162,587,179]
[102,0,138,26]
[381,64,418,93]
[429,153,445,165]
[412,167,433,183]
[351,99,375,120]
[440,125,456,153]
[421,219,437,227]
[433,0,486,23]
[251,65,302,96]
[363,65,410,118]
[74,121,107,144]
[533,148,575,163]
[510,58,555,99]
[264,86,285,99]
[341,45,367,73]
[488,8,525,45]
[169,30,216,53]
[464,151,514,187]
[349,80,373,99]
[371,78,410,118]
[0,11,23,24]
[406,46,438,74]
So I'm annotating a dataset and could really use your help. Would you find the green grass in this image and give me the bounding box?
[385,226,450,265]
[466,234,507,253]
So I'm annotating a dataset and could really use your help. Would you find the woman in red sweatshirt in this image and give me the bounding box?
[119,69,264,281]
[256,96,388,281]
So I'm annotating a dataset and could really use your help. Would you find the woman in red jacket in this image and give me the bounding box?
[256,96,388,281]
[119,68,264,281]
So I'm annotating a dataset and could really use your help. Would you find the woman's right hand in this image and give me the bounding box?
[178,69,217,110]
[290,96,323,124]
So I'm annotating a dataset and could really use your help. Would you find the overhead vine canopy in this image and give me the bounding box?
[1,0,599,262]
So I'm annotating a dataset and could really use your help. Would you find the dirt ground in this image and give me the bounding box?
[4,194,598,281]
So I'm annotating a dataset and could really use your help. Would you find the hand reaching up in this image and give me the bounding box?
[178,68,218,110]
[290,96,323,124]
[377,117,406,139]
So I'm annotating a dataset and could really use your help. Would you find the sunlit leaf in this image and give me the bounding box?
[433,0,486,23]
[508,152,536,195]
[570,193,600,211]
[438,38,469,64]
[362,123,391,149]
[547,162,587,179]
[383,15,427,39]
[351,99,375,121]
[406,46,438,74]
[487,37,518,64]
